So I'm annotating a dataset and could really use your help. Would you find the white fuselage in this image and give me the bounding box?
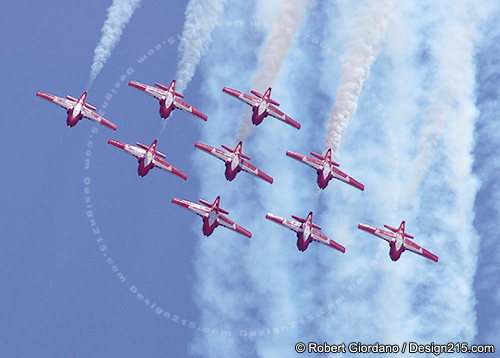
[208,209,217,226]
[257,100,268,115]
[303,224,311,242]
[230,154,240,171]
[144,150,154,166]
[72,100,83,117]
[395,233,403,251]
[164,92,174,108]
[323,161,331,179]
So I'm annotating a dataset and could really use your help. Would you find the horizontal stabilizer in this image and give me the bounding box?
[291,215,306,223]
[310,152,324,160]
[154,82,169,91]
[311,223,321,230]
[384,224,413,237]
[84,103,97,111]
[384,224,398,233]
[199,199,229,214]
[251,89,280,106]
[199,199,212,207]
[291,215,321,230]
[221,144,250,159]
[221,144,235,153]
[66,95,77,102]
[250,90,264,98]
[136,142,167,158]
[267,98,280,106]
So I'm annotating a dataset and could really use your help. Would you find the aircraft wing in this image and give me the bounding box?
[332,167,365,191]
[172,198,209,218]
[173,97,208,121]
[82,107,117,130]
[311,229,346,253]
[403,239,438,262]
[286,151,323,170]
[222,87,259,107]
[129,81,166,101]
[267,104,301,129]
[266,213,302,233]
[153,157,188,180]
[358,223,396,243]
[36,92,75,111]
[240,159,273,184]
[108,140,146,158]
[195,142,232,162]
[217,214,252,238]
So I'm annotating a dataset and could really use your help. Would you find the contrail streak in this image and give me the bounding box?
[88,0,141,88]
[175,0,228,93]
[405,0,497,344]
[235,0,309,142]
[473,14,500,345]
[407,0,498,200]
[189,2,321,356]
[324,0,397,154]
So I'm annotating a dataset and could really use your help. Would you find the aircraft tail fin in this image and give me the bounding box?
[158,79,184,97]
[384,222,415,238]
[292,213,321,230]
[199,198,229,215]
[135,141,166,158]
[221,144,251,159]
[251,88,279,106]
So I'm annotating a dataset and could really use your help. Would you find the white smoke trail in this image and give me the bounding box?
[88,0,141,88]
[473,15,500,345]
[189,0,494,356]
[235,0,309,142]
[187,4,277,357]
[175,0,228,94]
[304,0,495,350]
[407,0,498,201]
[188,2,333,357]
[407,0,498,344]
[324,0,397,153]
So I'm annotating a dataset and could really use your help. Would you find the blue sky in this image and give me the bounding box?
[1,1,498,357]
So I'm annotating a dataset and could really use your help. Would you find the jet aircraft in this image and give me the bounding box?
[172,196,252,238]
[222,86,300,129]
[286,148,364,190]
[108,139,187,179]
[266,211,345,253]
[358,220,438,262]
[195,141,273,183]
[129,79,207,121]
[36,91,117,130]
